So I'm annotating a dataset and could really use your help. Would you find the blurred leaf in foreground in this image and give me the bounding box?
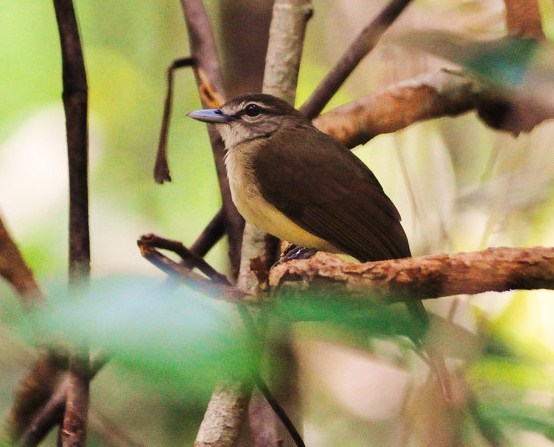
[394,31,554,134]
[394,31,541,88]
[468,356,554,391]
[479,397,554,441]
[29,277,252,395]
[272,293,426,344]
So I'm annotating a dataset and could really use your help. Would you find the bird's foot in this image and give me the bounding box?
[278,244,318,264]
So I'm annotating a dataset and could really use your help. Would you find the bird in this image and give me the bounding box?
[187,93,445,386]
[188,93,411,263]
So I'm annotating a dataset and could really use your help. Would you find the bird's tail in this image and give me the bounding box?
[406,300,452,402]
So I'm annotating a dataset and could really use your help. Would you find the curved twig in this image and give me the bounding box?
[300,0,412,119]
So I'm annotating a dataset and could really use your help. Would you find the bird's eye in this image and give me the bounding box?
[244,103,261,117]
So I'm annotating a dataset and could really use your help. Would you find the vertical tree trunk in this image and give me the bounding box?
[220,0,274,96]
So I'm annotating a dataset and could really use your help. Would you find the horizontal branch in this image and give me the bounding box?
[269,247,554,302]
[313,69,553,149]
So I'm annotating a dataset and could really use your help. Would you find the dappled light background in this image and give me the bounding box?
[1,0,554,446]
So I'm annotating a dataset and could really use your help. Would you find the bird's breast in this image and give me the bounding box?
[225,146,338,252]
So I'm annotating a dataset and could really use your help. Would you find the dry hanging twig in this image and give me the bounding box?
[154,56,195,184]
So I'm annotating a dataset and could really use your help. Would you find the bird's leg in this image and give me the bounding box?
[279,244,319,263]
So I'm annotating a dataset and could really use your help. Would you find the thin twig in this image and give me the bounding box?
[137,239,245,302]
[52,0,91,445]
[300,0,413,119]
[137,234,304,446]
[154,56,195,184]
[139,233,230,285]
[190,207,226,257]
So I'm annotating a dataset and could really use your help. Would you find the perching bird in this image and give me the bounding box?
[188,93,429,334]
[189,92,449,397]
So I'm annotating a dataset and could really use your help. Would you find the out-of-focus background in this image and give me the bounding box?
[1,1,554,446]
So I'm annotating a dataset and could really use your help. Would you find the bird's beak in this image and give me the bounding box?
[187,108,234,124]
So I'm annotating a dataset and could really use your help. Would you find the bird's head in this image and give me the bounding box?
[187,93,307,148]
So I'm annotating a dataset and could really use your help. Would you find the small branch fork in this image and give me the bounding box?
[137,235,305,447]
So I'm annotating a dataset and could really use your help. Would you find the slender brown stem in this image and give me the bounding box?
[190,207,227,257]
[300,0,412,119]
[179,0,244,278]
[139,233,230,285]
[154,56,195,184]
[52,0,90,445]
[137,240,244,302]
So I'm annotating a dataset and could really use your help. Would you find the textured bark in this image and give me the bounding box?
[313,69,554,148]
[194,380,253,447]
[313,70,478,148]
[269,247,554,301]
[263,0,313,104]
[53,0,91,445]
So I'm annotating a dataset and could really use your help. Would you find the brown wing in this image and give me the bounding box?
[253,124,411,261]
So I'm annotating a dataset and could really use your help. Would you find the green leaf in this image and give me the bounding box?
[480,399,554,440]
[394,31,541,88]
[272,293,426,342]
[468,356,554,391]
[31,277,254,395]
